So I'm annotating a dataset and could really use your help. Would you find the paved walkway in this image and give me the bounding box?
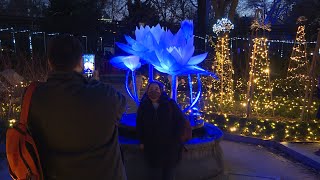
[280,142,320,165]
[1,140,319,180]
[221,141,320,180]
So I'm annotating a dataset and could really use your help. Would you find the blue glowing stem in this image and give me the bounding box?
[148,64,154,82]
[171,75,177,102]
[131,70,139,105]
[188,74,193,105]
[125,70,135,103]
[183,74,202,112]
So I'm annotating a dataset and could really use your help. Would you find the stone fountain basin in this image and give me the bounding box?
[119,113,224,180]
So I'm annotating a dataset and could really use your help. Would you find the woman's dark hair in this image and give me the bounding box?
[146,80,164,92]
[140,81,165,102]
[48,34,84,71]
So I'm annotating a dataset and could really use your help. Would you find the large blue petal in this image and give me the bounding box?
[141,31,157,50]
[125,35,136,46]
[122,56,141,71]
[181,20,194,40]
[135,26,145,42]
[168,62,183,72]
[187,53,208,65]
[110,56,142,71]
[173,29,187,47]
[124,35,149,52]
[131,42,148,52]
[168,47,183,65]
[135,26,151,43]
[116,42,137,55]
[110,56,129,70]
[186,66,206,74]
[159,30,174,48]
[156,49,177,70]
[154,66,170,74]
[143,51,161,66]
[150,24,164,44]
[175,65,208,75]
[180,39,195,65]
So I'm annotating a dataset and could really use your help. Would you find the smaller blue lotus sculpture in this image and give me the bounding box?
[111,20,218,112]
[110,55,141,105]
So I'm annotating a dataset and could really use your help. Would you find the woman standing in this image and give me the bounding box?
[136,81,186,180]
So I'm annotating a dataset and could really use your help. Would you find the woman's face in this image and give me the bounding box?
[147,83,161,102]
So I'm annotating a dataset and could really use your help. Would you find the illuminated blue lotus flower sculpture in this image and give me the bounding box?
[116,24,164,81]
[112,20,218,111]
[110,55,141,104]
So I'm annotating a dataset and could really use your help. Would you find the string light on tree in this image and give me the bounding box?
[213,34,234,112]
[246,38,273,116]
[209,18,235,113]
[282,16,311,120]
[287,17,309,82]
[245,9,274,118]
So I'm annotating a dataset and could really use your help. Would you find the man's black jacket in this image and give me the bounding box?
[28,71,127,180]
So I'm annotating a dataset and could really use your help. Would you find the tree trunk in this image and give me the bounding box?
[197,0,209,50]
[305,30,320,120]
[228,0,238,21]
[212,0,223,20]
[212,0,238,21]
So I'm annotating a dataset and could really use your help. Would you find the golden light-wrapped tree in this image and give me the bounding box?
[246,9,273,117]
[212,18,235,113]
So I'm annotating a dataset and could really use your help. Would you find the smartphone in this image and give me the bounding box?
[83,54,95,77]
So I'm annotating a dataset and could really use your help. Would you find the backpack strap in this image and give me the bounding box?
[19,82,37,125]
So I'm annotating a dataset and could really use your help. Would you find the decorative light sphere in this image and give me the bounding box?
[212,18,234,35]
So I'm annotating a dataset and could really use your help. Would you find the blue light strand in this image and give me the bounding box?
[188,74,193,105]
[148,64,154,83]
[171,75,177,102]
[125,70,136,103]
[131,70,139,105]
[183,74,202,113]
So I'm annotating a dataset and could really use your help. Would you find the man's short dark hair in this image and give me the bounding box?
[48,34,84,71]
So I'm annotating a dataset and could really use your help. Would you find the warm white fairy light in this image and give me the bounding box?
[246,37,273,116]
[212,18,234,35]
[212,34,234,112]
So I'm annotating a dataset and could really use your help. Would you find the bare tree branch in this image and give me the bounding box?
[189,0,197,8]
[228,0,238,21]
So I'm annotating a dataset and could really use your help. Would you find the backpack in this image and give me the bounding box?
[168,101,192,143]
[6,82,43,180]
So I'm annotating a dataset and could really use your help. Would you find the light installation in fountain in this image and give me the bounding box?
[112,20,224,180]
[111,20,218,115]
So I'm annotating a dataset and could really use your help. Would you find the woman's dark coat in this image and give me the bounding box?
[136,93,185,168]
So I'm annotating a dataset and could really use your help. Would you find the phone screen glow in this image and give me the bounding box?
[83,54,95,77]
